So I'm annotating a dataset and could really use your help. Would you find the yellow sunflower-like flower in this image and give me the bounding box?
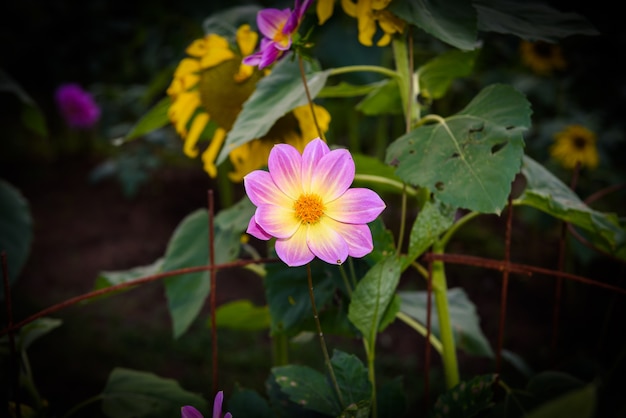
[520,40,567,75]
[550,124,599,170]
[167,25,331,180]
[317,0,405,46]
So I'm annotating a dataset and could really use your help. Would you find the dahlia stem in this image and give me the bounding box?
[298,54,325,140]
[306,263,345,408]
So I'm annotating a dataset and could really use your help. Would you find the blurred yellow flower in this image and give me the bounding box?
[167,25,331,180]
[550,125,599,170]
[520,40,566,75]
[317,0,405,46]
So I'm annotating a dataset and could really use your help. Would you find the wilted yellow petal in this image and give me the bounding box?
[371,0,392,10]
[341,0,358,17]
[236,24,258,57]
[183,112,209,158]
[202,127,227,177]
[377,10,405,35]
[200,48,236,69]
[234,64,255,83]
[168,92,200,135]
[317,0,336,24]
[186,38,208,57]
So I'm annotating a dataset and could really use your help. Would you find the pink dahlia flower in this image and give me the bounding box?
[243,0,312,69]
[54,83,100,129]
[244,138,386,267]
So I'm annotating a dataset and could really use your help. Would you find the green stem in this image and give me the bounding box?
[364,339,378,418]
[431,242,460,388]
[272,333,289,366]
[328,65,399,80]
[438,210,481,248]
[338,264,353,297]
[306,264,345,408]
[396,311,444,355]
[353,174,418,197]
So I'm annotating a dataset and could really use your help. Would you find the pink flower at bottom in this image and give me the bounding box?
[55,83,100,129]
[181,390,232,418]
[244,138,386,267]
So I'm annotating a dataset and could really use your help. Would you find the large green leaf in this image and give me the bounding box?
[418,49,479,100]
[227,387,274,418]
[101,368,208,418]
[272,365,341,416]
[216,57,331,164]
[348,256,402,344]
[317,81,382,99]
[16,317,62,351]
[474,0,599,42]
[389,0,478,51]
[0,180,33,296]
[386,84,531,214]
[518,155,626,257]
[162,208,242,338]
[399,287,494,357]
[331,350,371,407]
[124,96,171,141]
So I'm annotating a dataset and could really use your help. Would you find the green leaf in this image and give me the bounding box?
[525,383,595,418]
[265,259,339,336]
[348,256,402,344]
[406,199,456,267]
[331,350,371,407]
[95,258,164,292]
[125,96,171,141]
[0,180,33,296]
[429,374,497,418]
[272,365,341,416]
[217,57,331,164]
[389,0,478,51]
[162,208,242,338]
[518,155,626,257]
[399,287,494,357]
[214,299,270,331]
[355,79,403,116]
[386,84,531,214]
[418,49,479,100]
[101,368,208,418]
[227,387,274,418]
[365,219,398,265]
[17,317,63,351]
[474,0,599,42]
[0,68,48,136]
[317,81,382,99]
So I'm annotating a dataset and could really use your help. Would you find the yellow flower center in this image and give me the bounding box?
[294,194,325,224]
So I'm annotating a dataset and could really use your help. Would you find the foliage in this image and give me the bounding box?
[1,1,625,418]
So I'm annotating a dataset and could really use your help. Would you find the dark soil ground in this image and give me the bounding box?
[2,153,626,417]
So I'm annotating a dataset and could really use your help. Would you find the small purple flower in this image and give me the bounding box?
[243,0,313,69]
[181,391,232,418]
[55,83,100,129]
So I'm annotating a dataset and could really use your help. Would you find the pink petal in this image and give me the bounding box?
[331,220,374,258]
[310,149,355,203]
[259,43,284,68]
[181,406,204,418]
[268,144,303,200]
[246,216,272,240]
[242,50,263,66]
[255,205,300,239]
[257,8,291,39]
[325,188,386,224]
[307,220,349,265]
[301,138,329,193]
[213,391,224,418]
[275,225,315,266]
[244,170,292,208]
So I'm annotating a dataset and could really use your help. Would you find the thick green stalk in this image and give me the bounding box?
[431,242,460,388]
[272,333,289,366]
